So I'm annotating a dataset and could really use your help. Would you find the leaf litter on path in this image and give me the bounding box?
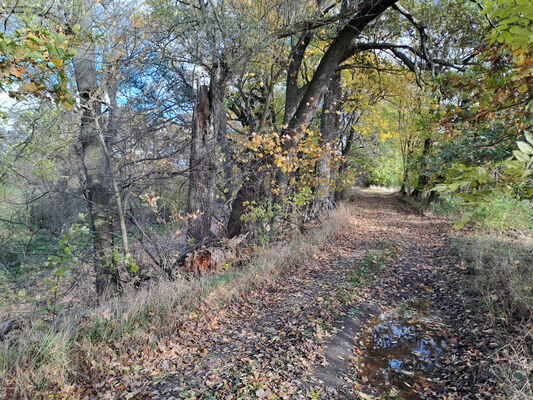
[74,193,504,399]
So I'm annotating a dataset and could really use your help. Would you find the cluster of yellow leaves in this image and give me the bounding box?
[356,109,394,141]
[239,128,341,197]
[242,130,321,171]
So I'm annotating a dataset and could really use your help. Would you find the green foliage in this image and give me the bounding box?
[437,134,533,197]
[433,194,533,233]
[426,17,532,203]
[514,132,533,169]
[344,135,403,189]
[483,0,533,49]
[432,133,533,228]
[368,146,403,187]
[291,185,314,207]
[43,216,90,313]
[0,16,77,109]
[241,200,280,245]
[0,229,63,277]
[475,196,533,232]
[45,217,90,271]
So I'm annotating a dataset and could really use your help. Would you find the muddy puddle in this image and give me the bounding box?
[357,302,447,399]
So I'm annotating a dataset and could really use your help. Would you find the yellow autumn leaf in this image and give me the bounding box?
[51,59,63,68]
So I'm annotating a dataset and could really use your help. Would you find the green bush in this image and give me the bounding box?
[433,194,533,234]
[475,196,533,233]
[431,194,464,215]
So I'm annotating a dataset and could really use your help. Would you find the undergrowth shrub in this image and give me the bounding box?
[0,203,354,399]
[433,194,533,233]
[474,196,533,233]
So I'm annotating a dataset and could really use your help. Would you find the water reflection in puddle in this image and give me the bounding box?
[359,303,447,399]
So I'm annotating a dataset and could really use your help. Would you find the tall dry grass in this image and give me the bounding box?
[0,203,354,399]
[453,235,533,324]
[453,234,533,399]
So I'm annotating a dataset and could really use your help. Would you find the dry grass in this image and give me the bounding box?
[0,203,354,399]
[453,234,533,323]
[493,338,533,399]
[452,234,533,399]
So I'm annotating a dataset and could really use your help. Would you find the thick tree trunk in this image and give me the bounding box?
[268,32,315,209]
[400,148,410,195]
[218,108,233,200]
[283,31,314,125]
[400,169,409,195]
[187,63,228,244]
[286,0,397,132]
[276,0,398,198]
[312,70,342,214]
[334,123,357,201]
[72,7,118,295]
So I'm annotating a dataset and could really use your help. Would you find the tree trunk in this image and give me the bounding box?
[187,62,229,244]
[72,2,118,296]
[312,70,342,214]
[276,0,398,198]
[400,168,409,195]
[411,137,432,199]
[218,107,233,200]
[283,31,314,125]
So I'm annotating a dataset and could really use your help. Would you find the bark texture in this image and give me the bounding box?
[187,63,229,244]
[313,70,342,214]
[73,0,118,295]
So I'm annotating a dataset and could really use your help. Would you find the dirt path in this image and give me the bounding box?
[312,192,500,399]
[131,192,501,400]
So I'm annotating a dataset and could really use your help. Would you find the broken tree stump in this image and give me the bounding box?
[180,234,247,275]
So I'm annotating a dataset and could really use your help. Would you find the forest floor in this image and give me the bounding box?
[86,191,505,400]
